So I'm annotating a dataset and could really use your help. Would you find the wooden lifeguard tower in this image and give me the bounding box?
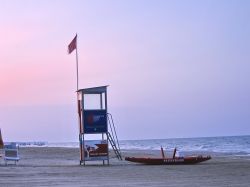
[77,86,122,165]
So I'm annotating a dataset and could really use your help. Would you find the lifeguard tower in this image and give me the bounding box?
[77,86,122,165]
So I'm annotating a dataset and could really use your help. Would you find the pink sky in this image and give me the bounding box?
[0,0,249,141]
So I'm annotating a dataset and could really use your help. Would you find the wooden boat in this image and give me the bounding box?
[125,147,211,165]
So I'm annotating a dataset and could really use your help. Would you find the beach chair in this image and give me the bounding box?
[0,148,3,160]
[4,143,20,165]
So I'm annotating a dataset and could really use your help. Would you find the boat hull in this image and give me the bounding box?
[125,156,211,165]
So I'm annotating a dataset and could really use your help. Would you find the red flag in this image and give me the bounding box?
[68,35,77,54]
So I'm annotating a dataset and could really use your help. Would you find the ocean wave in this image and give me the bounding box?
[17,142,48,147]
[15,135,250,156]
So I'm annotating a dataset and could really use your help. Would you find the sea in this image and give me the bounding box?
[16,135,250,157]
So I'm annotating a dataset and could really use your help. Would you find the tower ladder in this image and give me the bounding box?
[107,113,122,160]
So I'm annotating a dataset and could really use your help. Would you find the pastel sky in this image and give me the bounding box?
[0,0,249,142]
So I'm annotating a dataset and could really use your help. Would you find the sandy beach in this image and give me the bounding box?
[0,147,249,187]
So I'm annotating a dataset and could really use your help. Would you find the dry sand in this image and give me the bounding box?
[0,147,250,187]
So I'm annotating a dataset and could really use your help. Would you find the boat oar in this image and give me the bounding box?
[173,147,177,159]
[161,146,165,159]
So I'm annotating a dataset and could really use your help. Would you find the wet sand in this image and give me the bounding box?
[0,147,250,187]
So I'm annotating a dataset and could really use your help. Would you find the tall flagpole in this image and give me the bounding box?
[68,34,83,164]
[74,34,84,164]
[74,34,83,163]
